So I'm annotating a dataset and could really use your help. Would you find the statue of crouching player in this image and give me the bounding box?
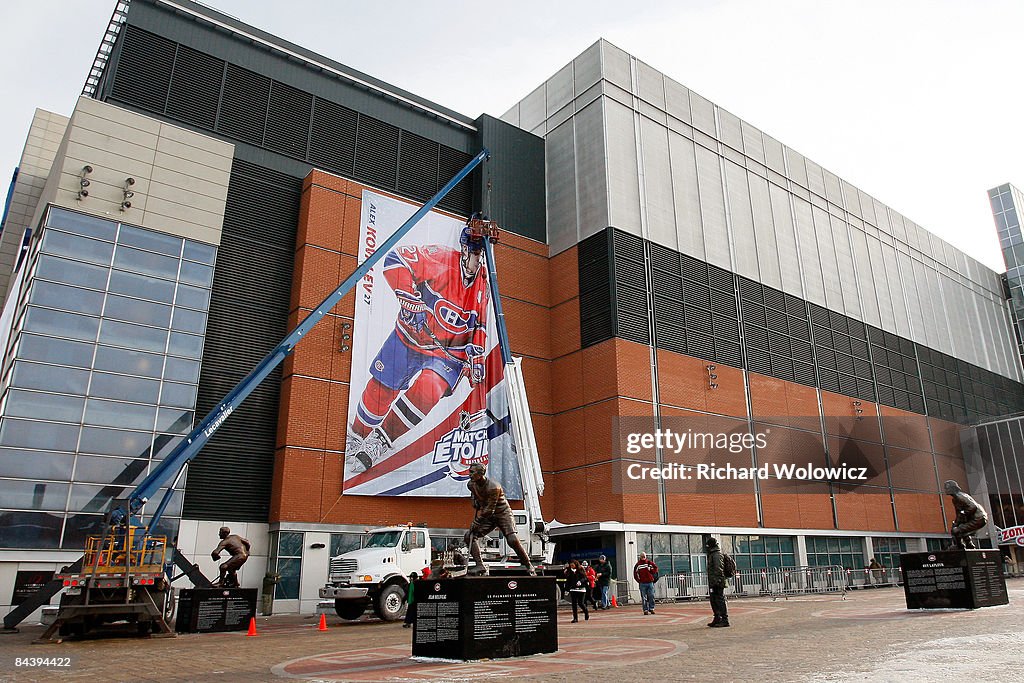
[464,463,535,576]
[346,221,490,474]
[944,480,988,550]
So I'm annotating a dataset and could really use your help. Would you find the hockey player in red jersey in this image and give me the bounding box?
[347,221,490,473]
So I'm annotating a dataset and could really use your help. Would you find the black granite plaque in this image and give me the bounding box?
[412,577,557,660]
[901,549,1008,609]
[175,588,257,633]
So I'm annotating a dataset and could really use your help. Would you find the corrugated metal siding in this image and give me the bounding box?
[184,159,300,521]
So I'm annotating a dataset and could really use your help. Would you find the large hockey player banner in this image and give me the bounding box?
[343,190,523,498]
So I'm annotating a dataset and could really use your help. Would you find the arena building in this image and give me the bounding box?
[1,0,1021,616]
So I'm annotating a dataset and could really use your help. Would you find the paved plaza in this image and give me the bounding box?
[2,579,1021,682]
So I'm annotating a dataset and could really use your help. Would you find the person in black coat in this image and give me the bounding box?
[563,560,590,623]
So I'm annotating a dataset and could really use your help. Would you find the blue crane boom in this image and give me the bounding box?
[124,149,489,533]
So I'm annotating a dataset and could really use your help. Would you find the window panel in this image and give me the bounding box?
[0,510,62,548]
[24,307,99,341]
[183,240,217,265]
[160,382,198,408]
[168,332,203,359]
[0,449,74,479]
[151,434,184,460]
[41,231,113,265]
[45,207,117,240]
[72,454,149,485]
[18,335,94,368]
[84,399,156,431]
[11,361,90,394]
[163,357,200,384]
[94,347,164,380]
[109,270,176,304]
[117,225,182,256]
[90,372,161,404]
[156,407,193,433]
[175,284,211,311]
[29,282,105,315]
[79,426,151,458]
[171,307,207,334]
[99,320,168,353]
[0,479,70,511]
[179,261,214,288]
[104,295,172,327]
[35,255,108,290]
[68,483,130,514]
[4,389,85,423]
[112,245,179,279]
[0,418,79,451]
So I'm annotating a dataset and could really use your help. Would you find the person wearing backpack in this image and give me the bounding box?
[705,537,730,627]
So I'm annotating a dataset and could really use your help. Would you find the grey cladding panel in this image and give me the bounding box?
[544,120,578,255]
[641,117,676,250]
[575,99,608,243]
[669,133,704,260]
[604,99,642,234]
[689,91,716,136]
[695,144,729,269]
[665,77,691,124]
[725,160,757,280]
[637,61,666,109]
[601,40,632,92]
[546,63,574,117]
[574,41,602,94]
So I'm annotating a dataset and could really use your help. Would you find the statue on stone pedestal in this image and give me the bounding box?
[464,463,535,576]
[944,480,988,550]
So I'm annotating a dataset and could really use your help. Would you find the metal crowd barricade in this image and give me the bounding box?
[653,565,849,603]
[843,566,902,589]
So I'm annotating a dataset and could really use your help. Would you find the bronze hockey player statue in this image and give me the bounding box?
[465,463,535,576]
[211,526,251,587]
[944,480,988,550]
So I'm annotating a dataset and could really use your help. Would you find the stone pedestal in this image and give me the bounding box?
[412,576,557,660]
[900,549,1008,609]
[175,587,257,633]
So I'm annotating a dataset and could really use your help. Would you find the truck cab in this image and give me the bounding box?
[319,526,430,621]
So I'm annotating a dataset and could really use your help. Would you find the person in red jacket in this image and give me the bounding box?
[582,561,598,609]
[633,552,658,615]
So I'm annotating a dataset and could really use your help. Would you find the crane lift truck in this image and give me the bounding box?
[3,150,492,641]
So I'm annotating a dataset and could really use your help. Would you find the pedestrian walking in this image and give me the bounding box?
[403,571,418,628]
[583,561,598,609]
[563,560,590,623]
[592,554,612,609]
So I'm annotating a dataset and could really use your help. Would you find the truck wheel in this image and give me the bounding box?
[374,585,406,622]
[334,599,367,620]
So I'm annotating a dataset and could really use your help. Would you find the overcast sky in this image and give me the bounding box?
[2,1,1021,273]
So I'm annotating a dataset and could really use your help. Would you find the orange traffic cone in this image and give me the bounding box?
[246,617,258,637]
[610,595,618,608]
[318,613,328,632]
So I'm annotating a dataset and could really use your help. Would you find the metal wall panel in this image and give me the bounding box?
[575,99,609,243]
[750,173,782,290]
[689,91,716,136]
[695,144,730,269]
[519,84,547,134]
[763,134,786,175]
[831,215,861,319]
[637,61,666,109]
[546,63,574,117]
[544,119,578,255]
[867,236,895,331]
[640,117,676,249]
[664,77,691,124]
[823,169,843,206]
[573,41,602,96]
[725,160,758,280]
[769,183,802,298]
[850,229,881,328]
[904,258,927,345]
[883,242,910,338]
[784,147,808,188]
[741,121,766,165]
[669,133,704,260]
[793,196,825,306]
[811,206,843,313]
[804,158,827,198]
[605,98,643,236]
[601,40,632,92]
[718,109,743,151]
